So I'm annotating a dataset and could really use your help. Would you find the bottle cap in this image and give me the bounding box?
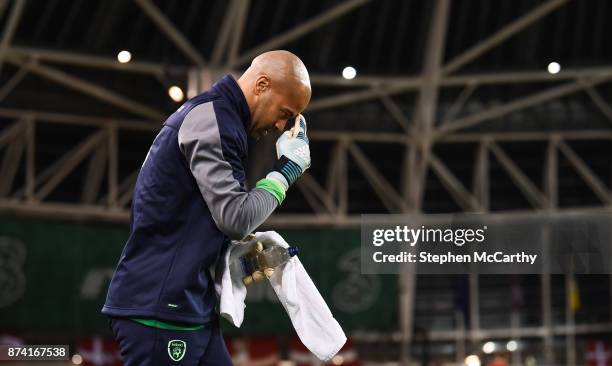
[288,246,299,257]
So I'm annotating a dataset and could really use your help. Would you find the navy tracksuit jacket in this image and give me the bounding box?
[102,75,278,325]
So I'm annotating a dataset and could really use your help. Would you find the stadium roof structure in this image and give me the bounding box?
[1,0,612,225]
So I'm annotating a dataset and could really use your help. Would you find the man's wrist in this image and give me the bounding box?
[273,155,303,186]
[266,171,289,190]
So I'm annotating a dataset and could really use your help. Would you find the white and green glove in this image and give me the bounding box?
[255,115,311,204]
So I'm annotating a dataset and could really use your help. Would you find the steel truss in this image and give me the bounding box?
[1,107,611,224]
[0,0,607,225]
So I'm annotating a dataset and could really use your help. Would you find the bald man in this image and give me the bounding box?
[102,50,312,365]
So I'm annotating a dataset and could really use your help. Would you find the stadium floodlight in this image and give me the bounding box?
[465,354,481,366]
[342,66,357,80]
[483,341,496,354]
[547,62,561,74]
[168,86,184,102]
[117,50,132,64]
[506,340,518,352]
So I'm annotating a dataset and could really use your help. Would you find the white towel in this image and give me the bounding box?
[215,231,347,362]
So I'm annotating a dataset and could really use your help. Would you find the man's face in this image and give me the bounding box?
[249,76,310,139]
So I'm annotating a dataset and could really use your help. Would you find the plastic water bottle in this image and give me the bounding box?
[230,242,299,286]
[259,245,299,277]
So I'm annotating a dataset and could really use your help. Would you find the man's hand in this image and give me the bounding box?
[267,115,311,190]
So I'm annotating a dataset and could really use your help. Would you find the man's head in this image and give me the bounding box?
[237,50,311,139]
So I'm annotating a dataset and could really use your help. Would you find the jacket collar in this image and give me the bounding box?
[212,74,251,132]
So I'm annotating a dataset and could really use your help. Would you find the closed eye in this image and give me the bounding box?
[281,108,296,121]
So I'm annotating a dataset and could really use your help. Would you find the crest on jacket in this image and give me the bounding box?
[168,340,186,361]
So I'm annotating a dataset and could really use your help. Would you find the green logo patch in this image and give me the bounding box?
[167,340,187,362]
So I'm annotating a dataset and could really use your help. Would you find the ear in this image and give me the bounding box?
[254,74,271,95]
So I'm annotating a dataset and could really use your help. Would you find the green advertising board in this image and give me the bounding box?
[0,216,397,335]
